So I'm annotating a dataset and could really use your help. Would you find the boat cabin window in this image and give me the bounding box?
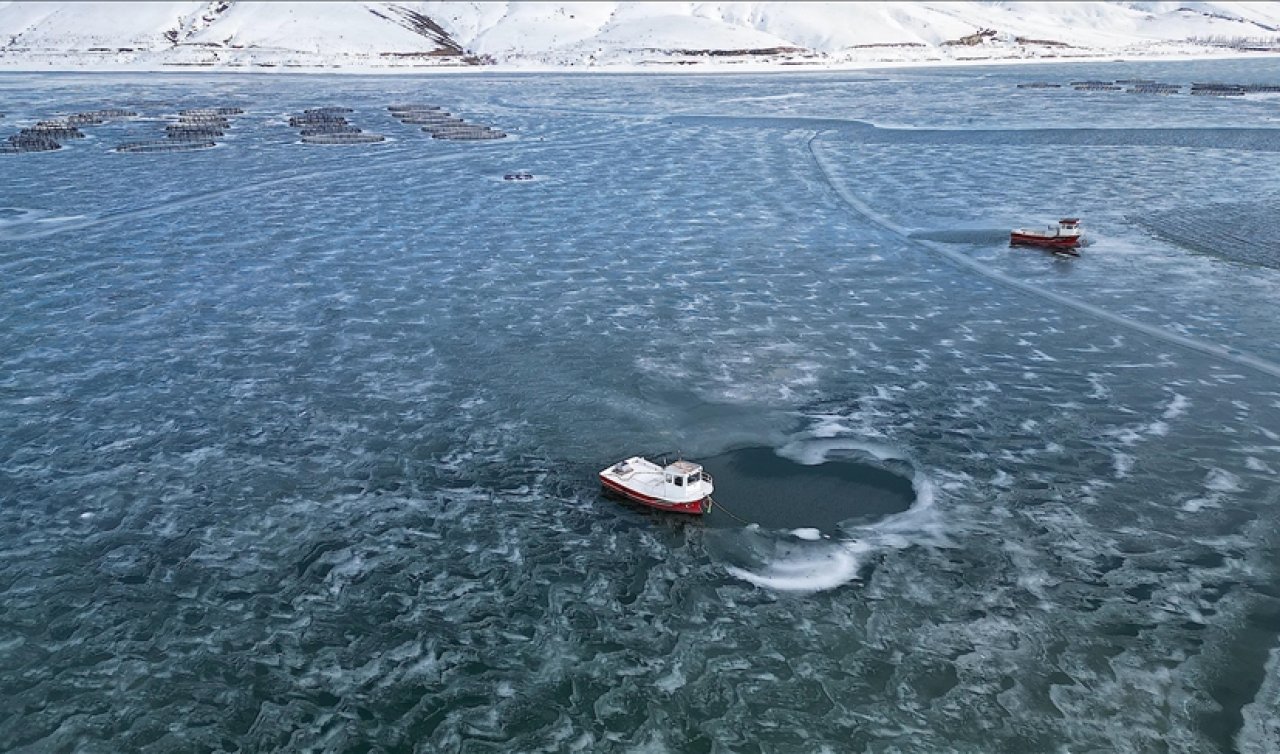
[686,475,697,486]
[672,475,684,487]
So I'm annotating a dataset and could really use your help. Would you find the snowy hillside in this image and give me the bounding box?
[1,1,1278,71]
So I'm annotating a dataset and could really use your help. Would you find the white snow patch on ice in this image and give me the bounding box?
[654,663,687,693]
[1204,468,1242,492]
[1245,457,1274,474]
[1113,452,1134,479]
[1162,393,1190,420]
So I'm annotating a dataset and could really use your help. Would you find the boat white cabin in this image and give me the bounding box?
[599,457,714,515]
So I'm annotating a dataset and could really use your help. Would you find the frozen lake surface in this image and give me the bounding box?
[2,60,1280,752]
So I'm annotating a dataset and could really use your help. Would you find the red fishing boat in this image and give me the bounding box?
[1010,218,1083,253]
[599,456,713,515]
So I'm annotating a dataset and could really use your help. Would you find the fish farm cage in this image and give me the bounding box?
[165,126,225,141]
[386,102,510,141]
[300,132,386,145]
[115,140,218,154]
[3,107,143,154]
[289,106,386,145]
[388,104,443,112]
[430,127,508,141]
[1021,79,1279,98]
[1,132,63,154]
[299,125,363,137]
[115,104,242,153]
[394,113,458,125]
[179,107,244,117]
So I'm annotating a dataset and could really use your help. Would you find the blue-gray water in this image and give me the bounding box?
[2,59,1279,752]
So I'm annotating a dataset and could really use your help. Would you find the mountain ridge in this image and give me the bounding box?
[1,1,1278,71]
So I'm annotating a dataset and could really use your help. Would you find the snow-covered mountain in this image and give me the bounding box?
[1,1,1278,71]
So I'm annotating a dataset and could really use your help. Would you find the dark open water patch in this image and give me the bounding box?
[699,446,916,531]
[1197,597,1280,753]
[909,228,1011,245]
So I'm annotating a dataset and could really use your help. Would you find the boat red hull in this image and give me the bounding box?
[1010,232,1081,250]
[599,475,708,515]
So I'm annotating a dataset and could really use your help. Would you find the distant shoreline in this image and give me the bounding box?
[1,49,1277,76]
